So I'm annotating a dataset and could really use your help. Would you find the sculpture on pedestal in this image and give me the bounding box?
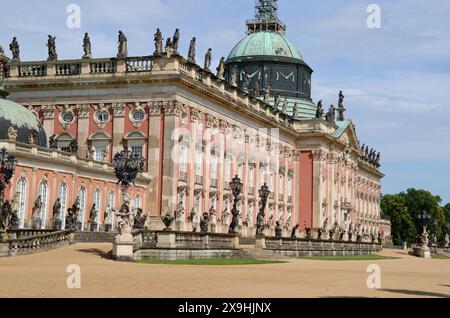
[253,80,260,98]
[66,197,80,230]
[161,211,175,231]
[52,198,61,229]
[325,105,336,123]
[46,35,57,61]
[88,204,97,231]
[117,31,128,58]
[187,37,196,63]
[216,57,225,79]
[291,224,300,240]
[228,175,243,235]
[9,192,20,229]
[263,86,270,104]
[68,139,78,155]
[275,221,282,239]
[200,212,209,233]
[7,127,17,143]
[28,133,37,145]
[282,99,288,113]
[154,28,163,55]
[115,195,134,235]
[444,233,449,249]
[204,48,212,72]
[292,103,299,119]
[9,37,20,62]
[172,28,180,53]
[230,66,238,87]
[49,135,58,149]
[316,100,324,119]
[133,208,146,230]
[31,195,43,229]
[82,33,92,59]
[256,183,270,236]
[242,72,250,92]
[165,38,174,57]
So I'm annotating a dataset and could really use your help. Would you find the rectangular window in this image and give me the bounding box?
[131,145,143,158]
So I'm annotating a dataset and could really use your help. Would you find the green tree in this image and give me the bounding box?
[381,194,416,245]
[399,189,446,241]
[444,204,450,224]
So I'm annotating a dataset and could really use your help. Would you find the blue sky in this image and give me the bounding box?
[1,0,449,204]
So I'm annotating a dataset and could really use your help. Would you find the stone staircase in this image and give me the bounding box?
[232,245,290,260]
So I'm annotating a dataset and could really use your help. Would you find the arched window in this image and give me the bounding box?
[126,132,146,159]
[78,187,86,231]
[56,134,74,153]
[287,177,292,195]
[59,183,68,228]
[248,167,254,189]
[90,132,111,162]
[17,178,27,229]
[134,194,141,209]
[38,181,48,229]
[93,189,101,231]
[279,175,284,195]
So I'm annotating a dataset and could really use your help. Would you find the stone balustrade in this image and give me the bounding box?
[0,229,75,257]
[264,236,382,257]
[132,230,239,251]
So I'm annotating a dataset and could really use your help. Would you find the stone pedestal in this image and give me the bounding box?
[0,242,10,257]
[255,235,266,249]
[31,218,42,230]
[112,233,134,262]
[156,231,176,248]
[53,219,62,230]
[413,246,431,259]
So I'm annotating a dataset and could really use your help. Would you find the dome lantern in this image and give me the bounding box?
[225,0,317,119]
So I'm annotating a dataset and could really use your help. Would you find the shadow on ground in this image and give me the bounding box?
[76,248,113,260]
[382,289,450,298]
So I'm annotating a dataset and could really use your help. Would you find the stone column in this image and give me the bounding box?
[112,103,126,156]
[76,104,90,159]
[147,102,163,223]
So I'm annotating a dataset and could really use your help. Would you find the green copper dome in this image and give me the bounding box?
[228,31,303,61]
[0,99,48,147]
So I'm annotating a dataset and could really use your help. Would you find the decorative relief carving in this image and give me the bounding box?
[190,108,201,122]
[76,104,90,119]
[148,101,162,116]
[92,103,112,128]
[128,102,147,128]
[57,104,76,130]
[112,102,125,117]
[42,105,55,119]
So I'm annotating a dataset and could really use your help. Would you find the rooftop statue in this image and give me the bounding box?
[229,66,238,87]
[253,80,260,98]
[31,195,43,220]
[82,33,92,59]
[188,37,196,63]
[282,98,288,113]
[8,126,18,142]
[204,48,212,72]
[263,86,270,104]
[154,28,163,55]
[292,102,299,119]
[242,72,250,92]
[316,100,324,119]
[117,31,128,58]
[49,135,58,149]
[165,37,174,57]
[172,28,180,53]
[46,35,57,61]
[9,37,20,62]
[216,57,225,79]
[338,90,345,108]
[325,105,336,123]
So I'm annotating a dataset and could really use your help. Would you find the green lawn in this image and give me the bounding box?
[137,258,287,266]
[432,254,450,260]
[298,254,400,261]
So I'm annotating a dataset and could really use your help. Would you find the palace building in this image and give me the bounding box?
[0,0,389,242]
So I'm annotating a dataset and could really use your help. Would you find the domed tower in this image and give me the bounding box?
[225,0,316,119]
[0,48,47,147]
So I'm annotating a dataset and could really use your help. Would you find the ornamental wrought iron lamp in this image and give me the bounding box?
[256,183,270,236]
[112,145,145,235]
[228,175,243,235]
[0,147,18,240]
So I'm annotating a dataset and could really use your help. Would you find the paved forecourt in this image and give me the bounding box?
[0,243,449,298]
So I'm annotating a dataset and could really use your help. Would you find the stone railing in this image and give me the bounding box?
[126,56,153,72]
[56,62,81,76]
[8,229,57,239]
[263,236,382,256]
[1,229,75,257]
[18,62,47,77]
[90,59,117,74]
[132,230,239,251]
